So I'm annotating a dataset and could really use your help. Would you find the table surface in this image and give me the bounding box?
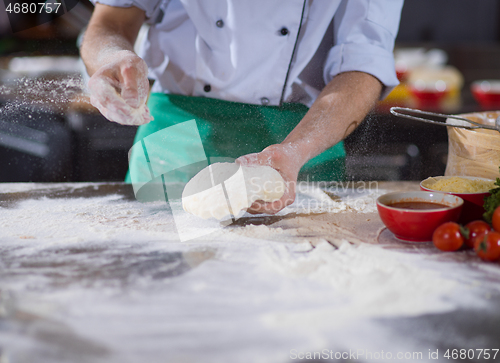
[1,182,500,363]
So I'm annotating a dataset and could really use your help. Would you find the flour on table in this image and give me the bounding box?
[227,185,387,246]
[182,163,285,219]
[260,241,465,328]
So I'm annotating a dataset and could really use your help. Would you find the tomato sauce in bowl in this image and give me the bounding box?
[387,201,450,210]
[377,191,463,242]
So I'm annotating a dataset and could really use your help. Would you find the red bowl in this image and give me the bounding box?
[471,80,500,107]
[420,176,493,224]
[377,191,463,242]
[409,87,448,102]
[408,84,449,107]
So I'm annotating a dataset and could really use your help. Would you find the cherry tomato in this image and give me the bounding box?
[492,206,500,232]
[432,222,464,251]
[475,231,500,261]
[463,220,492,248]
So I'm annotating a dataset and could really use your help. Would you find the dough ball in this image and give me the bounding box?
[182,162,285,219]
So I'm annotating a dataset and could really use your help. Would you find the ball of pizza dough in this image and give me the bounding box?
[182,162,285,219]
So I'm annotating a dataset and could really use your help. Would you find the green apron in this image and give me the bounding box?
[126,93,345,186]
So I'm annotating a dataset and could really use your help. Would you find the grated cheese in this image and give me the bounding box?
[428,177,495,193]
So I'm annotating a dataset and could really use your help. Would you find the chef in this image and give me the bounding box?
[80,0,404,214]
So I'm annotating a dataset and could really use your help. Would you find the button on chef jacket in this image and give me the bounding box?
[92,0,403,107]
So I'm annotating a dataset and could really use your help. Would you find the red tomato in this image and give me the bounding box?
[463,220,492,248]
[432,222,464,251]
[475,231,500,261]
[492,206,500,232]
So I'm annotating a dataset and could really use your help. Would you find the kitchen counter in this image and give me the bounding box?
[1,182,500,363]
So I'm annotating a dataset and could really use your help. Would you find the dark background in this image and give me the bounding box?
[1,0,500,182]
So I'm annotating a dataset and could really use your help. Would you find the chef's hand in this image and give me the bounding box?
[87,50,153,126]
[236,143,302,214]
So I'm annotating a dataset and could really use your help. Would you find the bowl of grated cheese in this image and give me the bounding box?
[420,176,495,223]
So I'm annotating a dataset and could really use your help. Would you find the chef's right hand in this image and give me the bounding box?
[236,143,301,215]
[88,50,153,126]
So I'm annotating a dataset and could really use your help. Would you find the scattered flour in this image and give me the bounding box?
[0,194,179,245]
[289,183,384,215]
[0,182,103,193]
[1,183,499,363]
[261,241,466,328]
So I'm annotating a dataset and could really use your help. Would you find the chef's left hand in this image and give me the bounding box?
[236,143,303,214]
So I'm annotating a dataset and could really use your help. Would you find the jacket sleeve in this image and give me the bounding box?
[92,0,163,20]
[323,0,404,98]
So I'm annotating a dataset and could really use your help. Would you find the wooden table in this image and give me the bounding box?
[1,182,499,363]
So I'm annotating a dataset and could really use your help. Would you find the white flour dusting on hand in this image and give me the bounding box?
[89,78,152,126]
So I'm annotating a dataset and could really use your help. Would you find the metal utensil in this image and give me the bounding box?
[390,107,500,133]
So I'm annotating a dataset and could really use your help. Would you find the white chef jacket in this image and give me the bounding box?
[93,0,403,107]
